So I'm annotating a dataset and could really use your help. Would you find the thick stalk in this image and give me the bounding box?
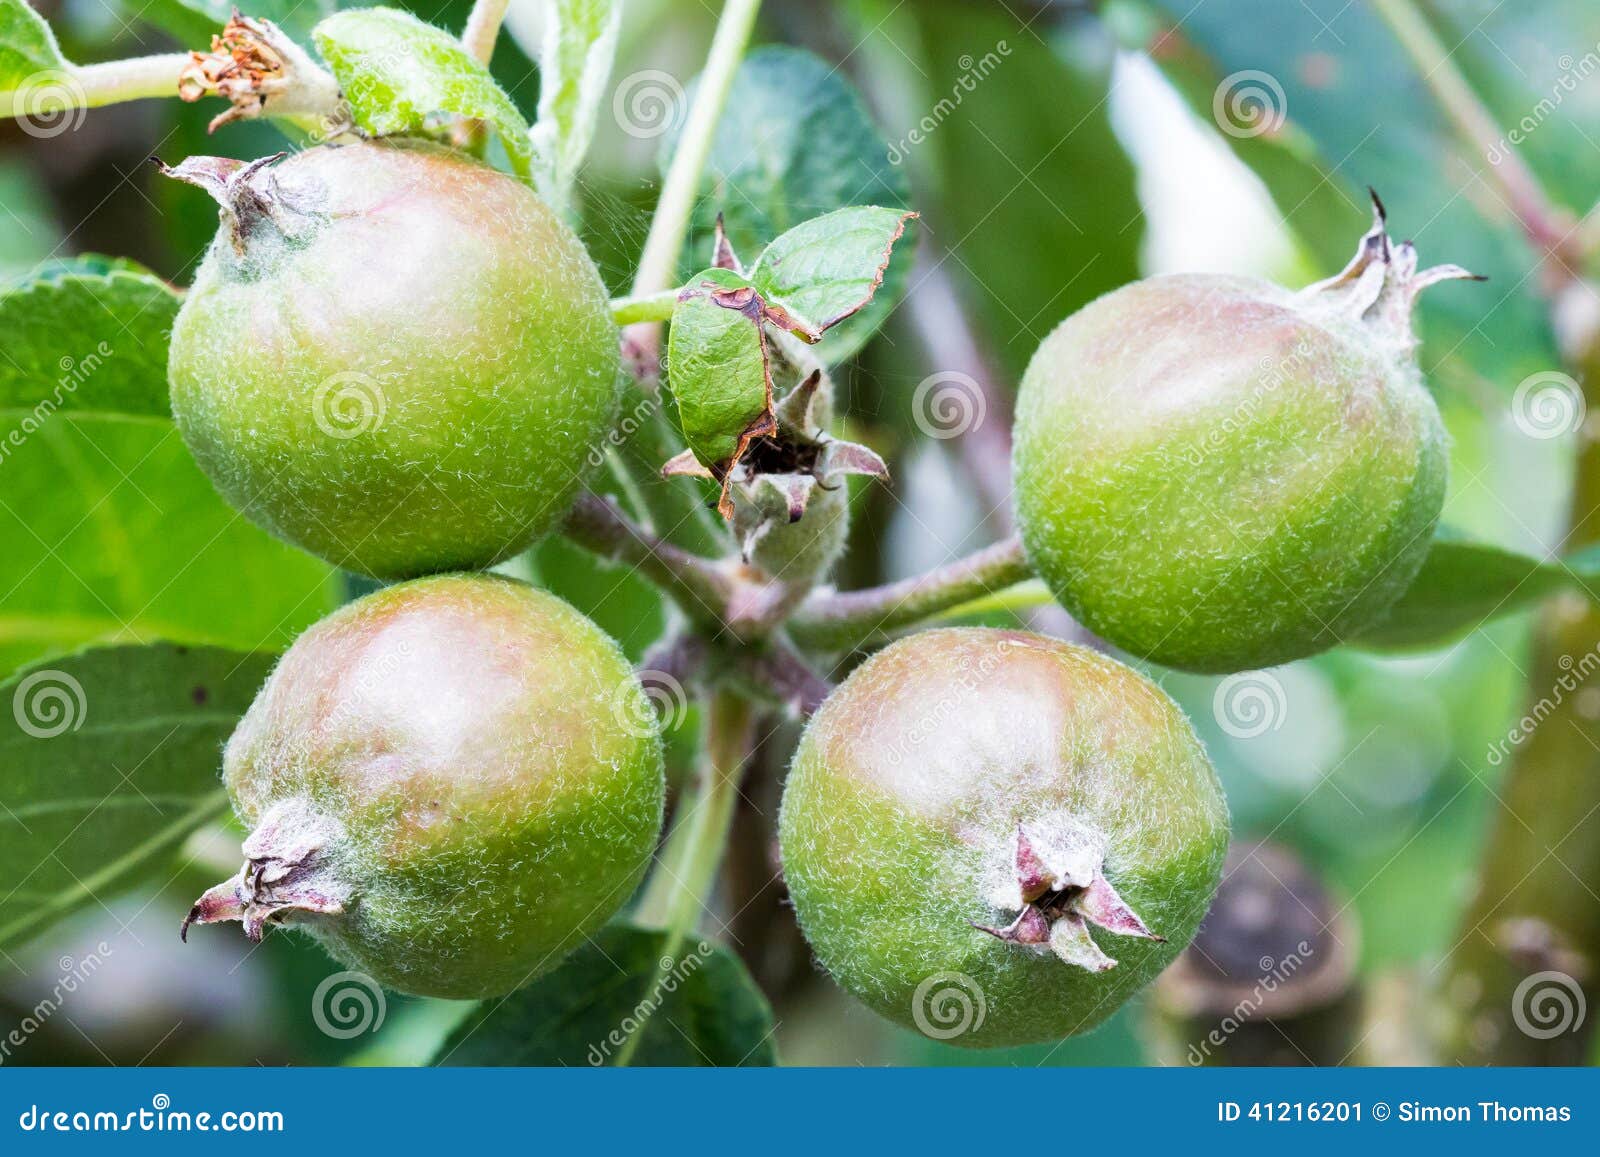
[787,535,1033,650]
[605,0,760,558]
[1438,321,1600,1064]
[461,0,510,63]
[628,0,762,299]
[617,692,754,1066]
[0,55,188,119]
[634,692,754,933]
[77,56,191,107]
[1369,0,1580,277]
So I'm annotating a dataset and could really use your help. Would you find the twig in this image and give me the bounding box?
[788,535,1033,650]
[628,0,763,299]
[0,54,190,120]
[461,0,511,64]
[562,493,733,624]
[1369,0,1581,279]
[612,289,681,326]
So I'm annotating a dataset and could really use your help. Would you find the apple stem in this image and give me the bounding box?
[461,0,511,64]
[786,536,1034,651]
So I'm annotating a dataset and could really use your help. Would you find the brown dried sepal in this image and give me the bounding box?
[974,825,1164,972]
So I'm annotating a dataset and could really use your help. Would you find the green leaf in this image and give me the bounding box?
[0,0,64,99]
[751,206,916,339]
[313,7,533,179]
[1357,529,1600,650]
[528,0,620,218]
[891,4,1143,381]
[0,415,338,678]
[664,45,912,362]
[433,924,778,1066]
[1136,0,1560,391]
[0,256,181,422]
[0,643,273,950]
[667,267,773,474]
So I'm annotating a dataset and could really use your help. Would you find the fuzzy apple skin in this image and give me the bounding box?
[1013,274,1446,673]
[778,628,1229,1048]
[168,139,620,580]
[219,574,664,999]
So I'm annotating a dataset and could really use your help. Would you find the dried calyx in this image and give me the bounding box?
[975,823,1163,972]
[1297,189,1483,352]
[665,356,887,563]
[178,11,345,135]
[153,153,315,254]
[181,799,350,943]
